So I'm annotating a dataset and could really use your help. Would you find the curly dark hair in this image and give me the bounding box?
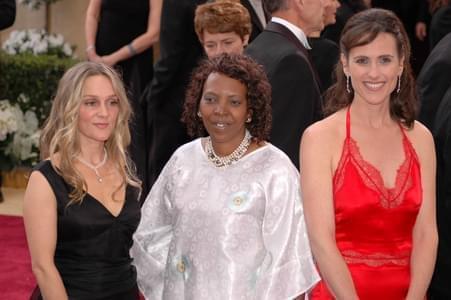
[182,53,272,142]
[324,8,418,128]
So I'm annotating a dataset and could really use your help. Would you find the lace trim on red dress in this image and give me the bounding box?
[334,136,415,209]
[341,249,410,267]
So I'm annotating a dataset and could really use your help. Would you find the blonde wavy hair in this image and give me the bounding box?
[40,61,141,205]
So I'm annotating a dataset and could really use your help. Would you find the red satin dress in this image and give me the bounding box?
[310,108,422,300]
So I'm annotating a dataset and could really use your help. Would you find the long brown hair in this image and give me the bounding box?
[324,8,418,128]
[40,62,141,205]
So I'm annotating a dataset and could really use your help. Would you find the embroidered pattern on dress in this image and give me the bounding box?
[342,249,410,267]
[334,136,415,209]
[333,140,351,192]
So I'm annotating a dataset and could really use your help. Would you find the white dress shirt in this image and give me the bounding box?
[271,17,312,49]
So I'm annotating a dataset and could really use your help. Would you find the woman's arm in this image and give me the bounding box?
[101,0,163,66]
[23,171,68,300]
[406,123,438,300]
[300,124,359,300]
[85,0,103,62]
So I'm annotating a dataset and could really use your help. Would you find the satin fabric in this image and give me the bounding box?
[132,139,319,299]
[311,108,422,300]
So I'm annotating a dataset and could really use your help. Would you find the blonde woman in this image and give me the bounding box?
[24,62,142,300]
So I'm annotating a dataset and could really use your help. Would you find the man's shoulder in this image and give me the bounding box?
[246,31,302,66]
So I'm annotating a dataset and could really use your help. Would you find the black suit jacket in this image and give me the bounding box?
[245,21,322,167]
[0,0,15,30]
[417,32,451,129]
[430,5,451,49]
[240,0,266,41]
[429,85,451,298]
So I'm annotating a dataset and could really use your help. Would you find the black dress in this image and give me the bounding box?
[30,160,141,300]
[95,0,153,197]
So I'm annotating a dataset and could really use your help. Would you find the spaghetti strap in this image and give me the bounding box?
[346,106,351,139]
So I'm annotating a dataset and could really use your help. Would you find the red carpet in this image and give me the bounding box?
[0,215,36,299]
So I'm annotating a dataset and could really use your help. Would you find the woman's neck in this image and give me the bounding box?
[78,142,106,165]
[350,100,393,129]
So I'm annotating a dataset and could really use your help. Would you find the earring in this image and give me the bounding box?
[197,111,202,118]
[246,116,252,123]
[396,75,401,94]
[346,75,351,93]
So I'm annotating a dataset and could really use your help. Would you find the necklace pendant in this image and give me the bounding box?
[97,177,103,183]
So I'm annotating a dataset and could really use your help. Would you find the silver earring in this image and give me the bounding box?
[346,75,351,93]
[197,111,202,118]
[246,116,252,123]
[396,76,401,94]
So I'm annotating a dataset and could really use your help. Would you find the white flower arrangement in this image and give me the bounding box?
[0,97,41,170]
[18,0,61,10]
[2,29,74,58]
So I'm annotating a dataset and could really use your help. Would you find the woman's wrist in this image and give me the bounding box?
[127,43,137,57]
[85,45,95,52]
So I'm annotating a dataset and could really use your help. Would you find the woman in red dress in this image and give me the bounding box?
[300,9,437,300]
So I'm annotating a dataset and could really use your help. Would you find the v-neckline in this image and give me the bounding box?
[86,186,128,218]
[348,136,411,193]
[47,160,128,218]
[341,106,414,206]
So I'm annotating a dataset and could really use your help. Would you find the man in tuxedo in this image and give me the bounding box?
[429,85,451,299]
[417,32,451,130]
[245,0,325,168]
[146,0,267,189]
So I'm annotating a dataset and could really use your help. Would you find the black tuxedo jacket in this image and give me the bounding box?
[430,5,451,49]
[240,0,267,41]
[245,21,322,168]
[417,32,451,129]
[429,85,451,298]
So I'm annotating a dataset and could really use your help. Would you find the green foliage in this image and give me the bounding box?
[0,51,78,123]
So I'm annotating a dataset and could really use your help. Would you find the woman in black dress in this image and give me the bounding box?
[85,0,162,197]
[24,62,142,300]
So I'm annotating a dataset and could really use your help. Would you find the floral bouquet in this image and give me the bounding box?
[0,98,40,171]
[2,29,74,58]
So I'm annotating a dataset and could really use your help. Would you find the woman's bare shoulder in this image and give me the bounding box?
[303,109,347,144]
[405,120,435,158]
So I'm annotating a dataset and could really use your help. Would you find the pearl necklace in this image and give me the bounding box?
[76,148,108,183]
[205,130,252,168]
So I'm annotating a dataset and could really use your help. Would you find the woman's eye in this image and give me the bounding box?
[84,100,97,106]
[380,57,392,64]
[109,98,119,105]
[203,95,216,103]
[355,57,369,65]
[230,99,241,106]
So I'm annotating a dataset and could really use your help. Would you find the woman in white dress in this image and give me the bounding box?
[131,53,319,299]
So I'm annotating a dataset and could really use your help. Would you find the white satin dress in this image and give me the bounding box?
[131,139,319,299]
